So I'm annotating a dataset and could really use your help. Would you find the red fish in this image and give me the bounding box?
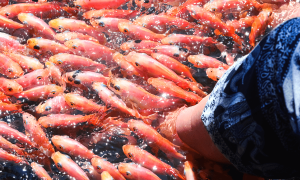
[122,145,185,180]
[249,8,272,47]
[49,53,107,72]
[83,9,139,20]
[0,53,24,78]
[49,17,106,44]
[0,77,23,95]
[23,112,55,157]
[120,40,161,52]
[31,162,52,180]
[151,53,196,82]
[134,15,191,34]
[4,52,44,73]
[118,163,162,180]
[0,92,11,104]
[187,5,244,47]
[0,148,27,164]
[137,45,189,62]
[64,93,106,114]
[35,95,73,115]
[63,70,108,90]
[13,84,64,101]
[90,17,131,32]
[52,135,95,159]
[0,102,22,117]
[108,77,184,115]
[204,0,263,13]
[54,31,99,44]
[51,151,89,180]
[0,32,26,53]
[73,0,130,10]
[45,61,66,90]
[0,121,34,146]
[0,3,62,19]
[112,52,144,77]
[91,156,126,180]
[128,119,186,160]
[126,52,206,97]
[18,13,56,40]
[188,54,230,69]
[38,114,104,128]
[64,39,115,65]
[81,162,103,180]
[0,136,24,156]
[118,22,166,42]
[0,15,24,30]
[226,16,256,32]
[184,161,198,180]
[15,69,51,91]
[206,67,227,81]
[27,38,71,55]
[148,78,202,105]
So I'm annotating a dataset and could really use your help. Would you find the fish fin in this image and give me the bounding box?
[214,29,222,36]
[86,113,106,127]
[149,144,160,157]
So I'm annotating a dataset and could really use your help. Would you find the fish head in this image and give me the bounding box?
[90,18,107,31]
[17,13,28,23]
[64,39,84,51]
[127,119,141,133]
[49,54,65,66]
[51,136,66,151]
[49,18,64,31]
[47,85,64,98]
[206,68,220,81]
[122,145,136,160]
[120,41,135,51]
[2,79,23,95]
[63,93,86,110]
[161,37,173,45]
[6,63,24,78]
[118,22,130,34]
[27,38,42,51]
[118,163,134,179]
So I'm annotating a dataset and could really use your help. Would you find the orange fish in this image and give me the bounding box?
[54,31,99,44]
[0,102,22,117]
[161,34,217,48]
[0,15,24,30]
[35,95,73,115]
[52,135,95,159]
[101,171,114,180]
[23,112,55,157]
[4,52,44,73]
[151,53,196,82]
[27,38,71,55]
[226,16,256,32]
[73,0,130,10]
[128,119,186,160]
[118,163,162,180]
[63,70,108,90]
[126,52,206,97]
[64,39,115,65]
[0,121,34,146]
[91,156,126,180]
[0,32,26,53]
[51,151,89,180]
[148,78,202,105]
[13,84,63,102]
[81,162,103,180]
[118,22,166,42]
[0,92,11,104]
[0,3,62,19]
[0,148,27,165]
[38,114,104,128]
[184,161,198,180]
[90,17,131,32]
[83,9,139,20]
[0,77,23,95]
[18,13,56,40]
[15,69,51,91]
[49,53,107,72]
[31,162,52,180]
[0,53,24,78]
[188,54,230,69]
[204,0,263,13]
[49,17,106,44]
[187,5,244,47]
[206,67,227,81]
[120,40,161,52]
[45,61,66,90]
[122,145,185,180]
[64,93,106,114]
[249,8,272,47]
[0,136,24,156]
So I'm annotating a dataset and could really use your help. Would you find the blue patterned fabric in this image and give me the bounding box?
[201,18,300,178]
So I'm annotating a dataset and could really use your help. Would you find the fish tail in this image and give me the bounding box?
[86,113,106,127]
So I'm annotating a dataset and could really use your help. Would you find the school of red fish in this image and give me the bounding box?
[0,0,293,179]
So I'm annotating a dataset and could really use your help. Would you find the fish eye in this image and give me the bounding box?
[70,102,75,106]
[58,25,63,30]
[7,87,12,91]
[76,5,81,8]
[83,169,90,173]
[5,12,10,16]
[74,79,81,84]
[212,8,216,11]
[51,90,56,95]
[133,127,137,131]
[59,145,64,149]
[128,153,133,158]
[57,60,63,64]
[126,171,131,176]
[33,45,40,50]
[68,77,73,82]
[7,68,13,73]
[114,85,120,91]
[72,45,77,49]
[97,165,102,170]
[123,28,129,33]
[37,75,42,80]
[142,23,147,27]
[134,40,142,43]
[57,162,62,168]
[216,76,220,80]
[196,61,203,66]
[135,62,140,66]
[99,21,105,27]
[45,106,51,111]
[23,21,28,25]
[173,53,179,57]
[29,67,33,70]
[144,0,149,3]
